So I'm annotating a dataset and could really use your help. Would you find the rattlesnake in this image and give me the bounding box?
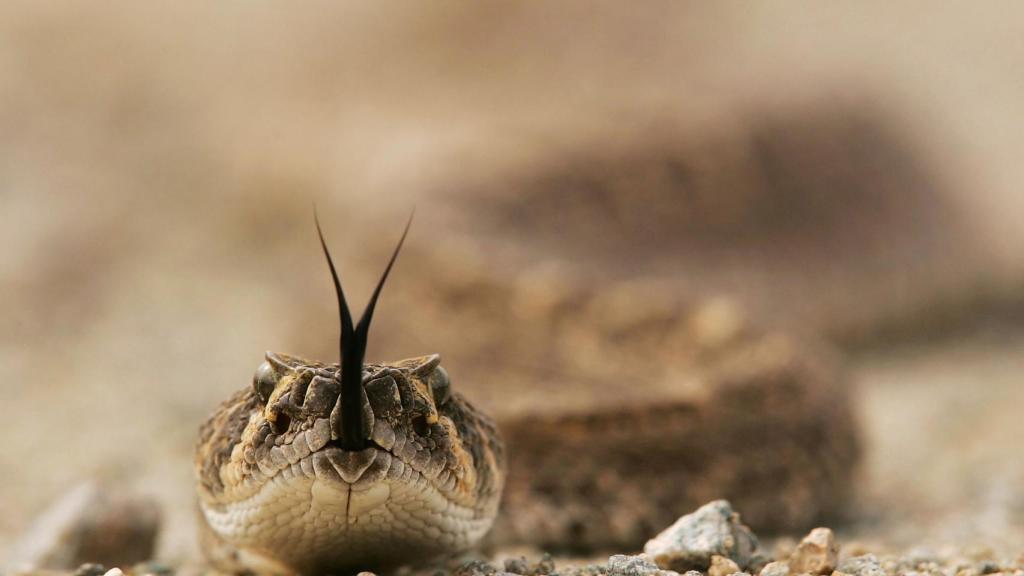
[194,214,859,574]
[194,217,505,574]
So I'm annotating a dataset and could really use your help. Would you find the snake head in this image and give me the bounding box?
[195,211,503,574]
[197,348,502,573]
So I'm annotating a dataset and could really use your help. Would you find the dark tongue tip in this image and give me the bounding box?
[314,207,413,453]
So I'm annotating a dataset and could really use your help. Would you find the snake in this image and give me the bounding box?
[194,214,505,575]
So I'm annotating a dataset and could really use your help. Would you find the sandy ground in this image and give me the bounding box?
[3,1,1024,567]
[854,331,1024,553]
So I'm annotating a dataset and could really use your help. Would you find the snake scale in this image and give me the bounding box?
[194,215,505,575]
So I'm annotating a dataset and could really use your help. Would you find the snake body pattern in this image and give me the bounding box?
[194,215,505,574]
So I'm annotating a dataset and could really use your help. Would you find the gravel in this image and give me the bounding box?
[788,528,839,575]
[606,554,677,576]
[643,500,761,572]
[837,554,887,576]
[8,499,1024,576]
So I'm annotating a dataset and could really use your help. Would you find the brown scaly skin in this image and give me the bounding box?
[195,352,504,575]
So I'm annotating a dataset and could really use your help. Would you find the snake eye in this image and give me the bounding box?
[252,361,278,403]
[428,366,451,406]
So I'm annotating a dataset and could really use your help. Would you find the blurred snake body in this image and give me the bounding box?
[194,215,505,574]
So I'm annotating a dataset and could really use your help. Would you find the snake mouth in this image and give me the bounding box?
[325,437,388,453]
[311,443,395,489]
[305,436,457,504]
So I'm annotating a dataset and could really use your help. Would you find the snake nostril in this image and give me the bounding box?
[411,414,430,437]
[270,412,291,434]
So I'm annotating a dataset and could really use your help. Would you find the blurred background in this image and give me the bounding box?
[2,0,1024,565]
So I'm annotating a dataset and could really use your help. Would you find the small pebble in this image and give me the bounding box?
[607,554,663,576]
[759,561,790,576]
[456,560,500,576]
[644,500,760,572]
[839,553,888,576]
[838,554,886,576]
[789,528,839,576]
[535,554,556,575]
[709,555,741,576]
[499,554,556,575]
[505,557,531,574]
[103,569,124,576]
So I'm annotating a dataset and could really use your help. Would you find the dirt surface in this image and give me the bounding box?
[854,331,1024,553]
[3,2,1024,573]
